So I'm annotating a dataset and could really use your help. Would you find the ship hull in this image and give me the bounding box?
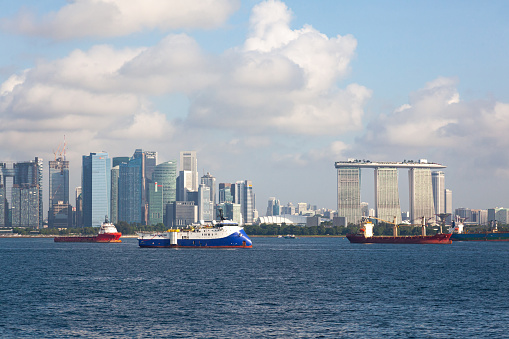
[138,229,252,248]
[450,232,509,241]
[346,233,452,244]
[54,233,122,243]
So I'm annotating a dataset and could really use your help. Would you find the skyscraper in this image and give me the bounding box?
[48,155,70,228]
[266,197,276,216]
[201,172,216,206]
[374,167,401,224]
[218,183,233,204]
[336,167,361,224]
[118,157,143,224]
[13,157,43,228]
[198,184,213,222]
[110,165,120,224]
[179,151,198,191]
[82,152,111,227]
[242,180,254,224]
[152,161,177,225]
[409,168,435,223]
[148,181,163,225]
[432,171,445,215]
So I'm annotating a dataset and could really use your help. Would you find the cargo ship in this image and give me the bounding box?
[346,218,452,244]
[138,220,252,248]
[54,218,122,243]
[449,220,509,241]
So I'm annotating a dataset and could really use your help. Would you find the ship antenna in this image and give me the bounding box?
[217,208,225,221]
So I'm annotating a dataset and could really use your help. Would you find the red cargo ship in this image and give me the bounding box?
[346,218,452,244]
[54,218,121,243]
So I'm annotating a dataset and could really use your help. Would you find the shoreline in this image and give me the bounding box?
[0,234,345,239]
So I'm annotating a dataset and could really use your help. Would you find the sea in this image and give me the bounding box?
[1,237,508,338]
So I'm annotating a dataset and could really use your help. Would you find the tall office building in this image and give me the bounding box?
[48,155,70,228]
[242,180,255,224]
[13,157,43,228]
[201,172,216,206]
[266,197,276,216]
[11,184,39,227]
[218,183,233,204]
[445,189,453,223]
[432,171,445,215]
[0,185,5,227]
[147,181,163,225]
[82,152,111,227]
[118,157,143,224]
[152,161,177,224]
[198,184,213,222]
[336,167,361,225]
[179,151,198,191]
[75,187,82,227]
[177,170,193,201]
[110,165,120,224]
[409,168,435,223]
[374,167,401,224]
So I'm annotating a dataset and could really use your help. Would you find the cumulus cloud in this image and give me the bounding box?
[1,0,240,39]
[353,77,509,174]
[187,0,370,136]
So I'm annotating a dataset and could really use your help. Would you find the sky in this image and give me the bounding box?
[1,0,508,215]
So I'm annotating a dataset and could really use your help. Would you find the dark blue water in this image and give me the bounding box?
[1,237,508,338]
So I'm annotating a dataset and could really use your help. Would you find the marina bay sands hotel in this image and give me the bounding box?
[335,159,447,225]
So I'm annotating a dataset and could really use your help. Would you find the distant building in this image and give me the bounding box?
[48,155,70,228]
[218,183,233,204]
[198,184,213,222]
[11,184,39,228]
[375,167,401,224]
[180,151,198,191]
[432,171,445,215]
[147,182,164,225]
[336,167,361,224]
[152,161,177,225]
[167,201,197,227]
[110,165,120,224]
[118,157,143,224]
[409,168,435,223]
[82,152,111,227]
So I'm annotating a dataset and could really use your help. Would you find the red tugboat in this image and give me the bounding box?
[54,217,122,243]
[346,217,452,244]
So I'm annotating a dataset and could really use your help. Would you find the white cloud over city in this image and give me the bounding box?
[0,0,508,209]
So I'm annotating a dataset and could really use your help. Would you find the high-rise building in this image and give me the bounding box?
[167,201,197,227]
[374,167,401,224]
[432,171,445,215]
[110,165,120,224]
[198,184,213,222]
[201,172,216,206]
[118,157,143,224]
[75,187,82,227]
[11,184,39,227]
[148,181,163,225]
[48,155,70,228]
[12,157,43,228]
[218,183,233,204]
[267,197,280,216]
[177,170,193,201]
[409,168,435,223]
[243,180,254,224]
[179,151,198,191]
[336,167,361,224]
[82,152,111,227]
[445,189,453,223]
[152,161,177,224]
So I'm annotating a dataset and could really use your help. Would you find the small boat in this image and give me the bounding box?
[284,234,296,239]
[54,217,121,243]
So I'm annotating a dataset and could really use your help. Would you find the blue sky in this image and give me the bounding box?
[1,0,508,216]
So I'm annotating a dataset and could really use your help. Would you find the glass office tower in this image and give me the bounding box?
[82,152,111,227]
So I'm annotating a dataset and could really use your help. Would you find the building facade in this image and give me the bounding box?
[374,167,401,224]
[82,152,111,227]
[336,167,362,225]
[48,156,70,228]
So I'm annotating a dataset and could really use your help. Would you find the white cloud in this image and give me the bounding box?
[1,0,240,39]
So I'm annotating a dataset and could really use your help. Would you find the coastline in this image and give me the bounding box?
[0,234,345,239]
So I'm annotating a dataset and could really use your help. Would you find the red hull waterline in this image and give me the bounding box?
[54,233,122,243]
[346,233,452,244]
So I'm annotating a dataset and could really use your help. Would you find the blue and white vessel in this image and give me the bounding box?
[138,220,252,248]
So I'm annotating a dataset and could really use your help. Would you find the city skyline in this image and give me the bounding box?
[1,1,508,211]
